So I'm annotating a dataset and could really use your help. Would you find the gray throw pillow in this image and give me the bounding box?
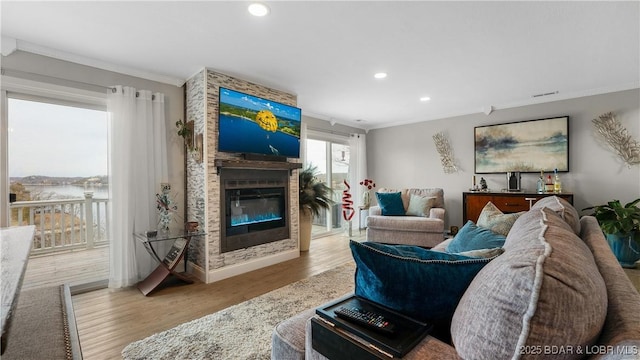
[451,207,607,359]
[530,196,581,235]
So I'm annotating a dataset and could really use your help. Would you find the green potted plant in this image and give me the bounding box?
[299,165,334,252]
[176,119,193,151]
[583,198,640,268]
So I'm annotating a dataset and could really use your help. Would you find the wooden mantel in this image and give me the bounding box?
[214,158,302,174]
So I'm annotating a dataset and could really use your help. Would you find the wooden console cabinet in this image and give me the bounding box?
[463,192,574,224]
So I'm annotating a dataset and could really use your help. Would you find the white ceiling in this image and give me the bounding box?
[2,1,639,130]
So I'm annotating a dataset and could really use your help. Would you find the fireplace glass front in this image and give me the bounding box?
[226,187,285,234]
[222,186,289,252]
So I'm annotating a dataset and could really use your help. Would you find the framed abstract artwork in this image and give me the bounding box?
[474,116,569,173]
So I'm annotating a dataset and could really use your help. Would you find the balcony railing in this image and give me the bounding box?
[9,192,109,255]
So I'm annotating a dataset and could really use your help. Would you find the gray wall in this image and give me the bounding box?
[303,114,366,136]
[2,51,186,225]
[367,89,640,228]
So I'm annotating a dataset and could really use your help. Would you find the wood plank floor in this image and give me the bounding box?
[624,267,640,292]
[72,232,362,360]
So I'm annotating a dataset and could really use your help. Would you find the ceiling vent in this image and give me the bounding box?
[532,91,559,98]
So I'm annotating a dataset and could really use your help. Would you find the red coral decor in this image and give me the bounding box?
[342,180,355,221]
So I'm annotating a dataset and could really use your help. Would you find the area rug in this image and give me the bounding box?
[121,262,355,360]
[3,284,81,360]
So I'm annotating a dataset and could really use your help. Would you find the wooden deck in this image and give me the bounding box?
[22,246,109,291]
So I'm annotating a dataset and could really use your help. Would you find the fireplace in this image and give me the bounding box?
[220,169,290,253]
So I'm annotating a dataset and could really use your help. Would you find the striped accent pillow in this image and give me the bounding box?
[476,201,524,236]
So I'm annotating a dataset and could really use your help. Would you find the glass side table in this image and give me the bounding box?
[134,230,205,296]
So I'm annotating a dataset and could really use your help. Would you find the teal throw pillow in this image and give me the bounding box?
[446,221,506,253]
[375,192,405,216]
[350,240,497,322]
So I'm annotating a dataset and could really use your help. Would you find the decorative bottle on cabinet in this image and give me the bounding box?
[545,175,554,193]
[537,170,545,194]
[554,168,562,193]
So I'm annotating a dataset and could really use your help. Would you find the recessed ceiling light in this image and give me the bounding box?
[248,3,270,17]
[374,72,387,79]
[420,96,431,102]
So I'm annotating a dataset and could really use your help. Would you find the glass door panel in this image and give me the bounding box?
[304,138,349,237]
[305,139,329,235]
[331,143,350,232]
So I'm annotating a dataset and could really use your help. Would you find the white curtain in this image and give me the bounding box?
[349,134,368,229]
[107,86,168,288]
[300,122,308,167]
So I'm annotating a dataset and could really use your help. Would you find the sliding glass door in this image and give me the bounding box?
[305,136,350,237]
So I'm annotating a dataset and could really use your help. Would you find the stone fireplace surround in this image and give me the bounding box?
[185,69,302,284]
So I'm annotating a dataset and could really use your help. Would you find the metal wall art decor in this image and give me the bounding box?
[433,131,458,173]
[592,112,640,167]
[474,116,569,173]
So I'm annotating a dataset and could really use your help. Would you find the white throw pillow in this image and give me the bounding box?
[406,194,436,217]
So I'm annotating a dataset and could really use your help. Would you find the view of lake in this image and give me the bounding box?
[218,114,300,157]
[24,184,109,200]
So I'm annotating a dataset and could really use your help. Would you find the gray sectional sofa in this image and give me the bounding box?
[272,197,640,359]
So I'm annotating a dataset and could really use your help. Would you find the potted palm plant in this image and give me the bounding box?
[299,165,334,252]
[583,198,640,268]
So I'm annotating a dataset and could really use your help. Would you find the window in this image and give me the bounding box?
[8,98,108,188]
[1,76,107,227]
[7,96,109,249]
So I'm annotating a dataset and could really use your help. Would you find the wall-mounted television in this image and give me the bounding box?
[218,87,302,159]
[474,116,569,173]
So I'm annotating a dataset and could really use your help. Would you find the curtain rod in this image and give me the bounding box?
[2,68,157,98]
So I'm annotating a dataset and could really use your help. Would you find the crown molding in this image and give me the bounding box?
[3,37,186,87]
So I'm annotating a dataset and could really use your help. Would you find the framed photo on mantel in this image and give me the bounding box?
[474,116,569,174]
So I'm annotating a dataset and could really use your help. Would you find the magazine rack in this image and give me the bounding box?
[134,230,205,296]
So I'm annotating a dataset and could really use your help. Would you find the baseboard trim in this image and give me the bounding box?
[206,249,300,283]
[188,261,206,283]
[69,279,108,295]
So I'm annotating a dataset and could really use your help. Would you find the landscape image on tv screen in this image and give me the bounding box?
[218,87,302,158]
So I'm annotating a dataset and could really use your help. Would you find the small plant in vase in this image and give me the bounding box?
[176,119,193,151]
[176,119,203,162]
[359,178,376,208]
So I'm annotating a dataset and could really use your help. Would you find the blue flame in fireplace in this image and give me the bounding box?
[231,212,283,227]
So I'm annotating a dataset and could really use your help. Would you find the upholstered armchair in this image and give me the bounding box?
[366,188,445,248]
